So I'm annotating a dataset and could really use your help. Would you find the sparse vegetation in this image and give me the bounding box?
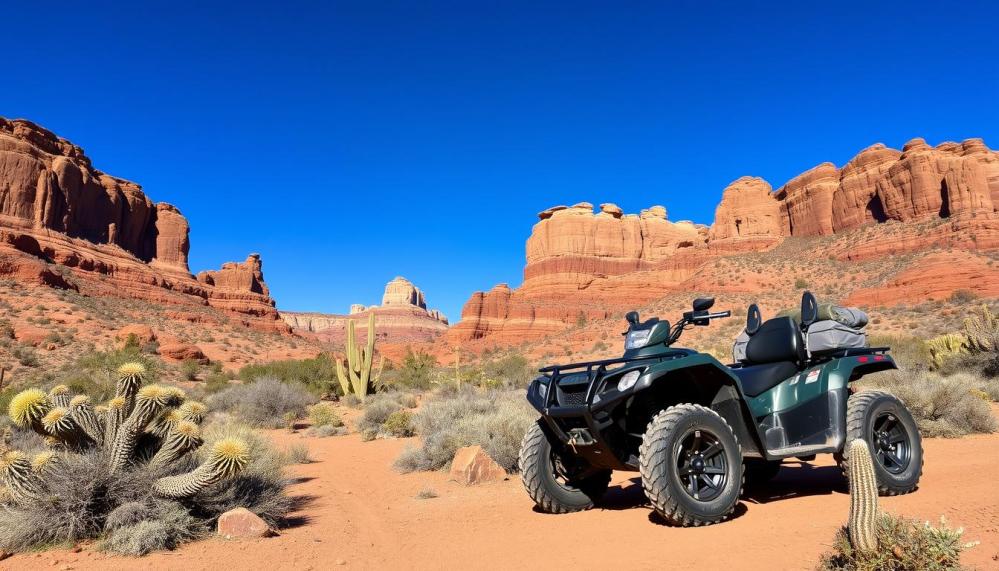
[819,515,972,570]
[394,389,536,473]
[207,376,316,428]
[237,354,338,397]
[859,371,997,437]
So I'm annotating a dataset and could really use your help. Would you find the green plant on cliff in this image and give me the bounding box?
[335,313,382,400]
[0,363,293,555]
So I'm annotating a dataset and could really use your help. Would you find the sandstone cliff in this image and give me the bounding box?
[451,137,999,345]
[282,276,448,343]
[0,117,284,330]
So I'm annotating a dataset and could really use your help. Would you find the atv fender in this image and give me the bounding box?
[633,354,765,458]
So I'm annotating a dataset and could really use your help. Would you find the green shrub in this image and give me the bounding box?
[819,514,973,571]
[180,359,200,381]
[383,410,415,437]
[283,443,312,464]
[307,402,343,428]
[237,354,338,396]
[394,389,537,473]
[381,349,438,390]
[356,395,404,435]
[207,377,317,428]
[859,371,997,437]
[482,353,536,387]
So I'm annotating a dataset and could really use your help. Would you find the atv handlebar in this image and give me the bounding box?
[667,309,730,345]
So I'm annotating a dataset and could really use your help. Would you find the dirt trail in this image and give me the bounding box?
[5,429,998,571]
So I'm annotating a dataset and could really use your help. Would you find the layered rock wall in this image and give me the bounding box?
[0,117,283,329]
[452,137,999,345]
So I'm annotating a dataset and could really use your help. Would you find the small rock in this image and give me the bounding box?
[0,551,11,561]
[335,559,347,566]
[448,445,507,485]
[158,342,209,364]
[217,507,275,539]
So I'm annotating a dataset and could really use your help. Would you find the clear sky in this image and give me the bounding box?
[5,1,998,322]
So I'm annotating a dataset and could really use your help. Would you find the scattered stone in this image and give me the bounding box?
[114,324,156,346]
[217,507,275,539]
[158,342,208,364]
[448,445,507,485]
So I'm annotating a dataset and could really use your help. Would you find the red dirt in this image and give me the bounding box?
[7,425,998,571]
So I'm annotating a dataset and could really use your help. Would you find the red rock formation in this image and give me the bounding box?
[0,117,284,332]
[282,277,449,344]
[451,138,999,347]
[776,163,839,236]
[706,177,783,250]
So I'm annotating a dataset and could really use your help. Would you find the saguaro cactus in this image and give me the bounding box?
[847,439,879,552]
[335,312,376,400]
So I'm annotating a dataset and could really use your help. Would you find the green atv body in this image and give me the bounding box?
[520,293,923,526]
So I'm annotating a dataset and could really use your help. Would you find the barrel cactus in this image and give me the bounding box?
[2,362,248,502]
[846,438,879,552]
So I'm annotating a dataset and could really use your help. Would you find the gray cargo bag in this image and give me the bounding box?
[732,330,750,363]
[806,320,868,356]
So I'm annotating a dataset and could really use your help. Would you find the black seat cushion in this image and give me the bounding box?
[732,361,800,397]
[746,316,806,365]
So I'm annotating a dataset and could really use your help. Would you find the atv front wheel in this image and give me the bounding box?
[519,422,611,513]
[836,390,923,495]
[639,404,743,526]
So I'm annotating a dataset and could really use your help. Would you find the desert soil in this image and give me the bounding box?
[6,420,998,571]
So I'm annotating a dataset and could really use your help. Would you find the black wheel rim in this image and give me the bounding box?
[674,428,728,501]
[872,412,911,474]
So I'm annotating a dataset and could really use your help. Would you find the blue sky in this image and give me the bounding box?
[5,1,998,322]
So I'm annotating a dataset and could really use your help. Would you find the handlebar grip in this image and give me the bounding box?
[710,311,731,318]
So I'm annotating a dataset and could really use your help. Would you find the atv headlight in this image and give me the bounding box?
[625,329,652,350]
[618,370,641,391]
[538,382,548,400]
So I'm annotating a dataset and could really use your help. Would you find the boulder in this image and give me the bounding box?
[114,324,156,346]
[158,342,208,364]
[448,446,507,485]
[14,325,49,347]
[217,507,274,539]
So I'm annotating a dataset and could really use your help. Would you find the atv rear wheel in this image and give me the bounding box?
[519,422,611,513]
[836,390,923,495]
[639,404,743,526]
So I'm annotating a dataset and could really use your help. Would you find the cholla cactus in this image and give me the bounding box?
[847,439,879,552]
[48,385,72,408]
[964,304,999,353]
[153,437,249,499]
[0,450,36,501]
[926,333,968,369]
[4,362,249,501]
[8,389,51,433]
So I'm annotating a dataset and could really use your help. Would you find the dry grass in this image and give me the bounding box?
[394,388,537,473]
[207,377,316,428]
[859,371,997,437]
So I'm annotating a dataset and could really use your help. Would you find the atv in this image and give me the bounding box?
[519,292,923,526]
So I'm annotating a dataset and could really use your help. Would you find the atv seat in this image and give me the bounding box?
[730,316,806,397]
[732,361,800,397]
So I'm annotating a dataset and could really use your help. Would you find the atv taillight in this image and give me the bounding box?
[857,356,869,363]
[874,355,886,361]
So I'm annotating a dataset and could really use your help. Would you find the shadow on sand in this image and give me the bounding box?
[586,461,847,524]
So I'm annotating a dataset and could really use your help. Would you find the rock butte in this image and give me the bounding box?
[0,117,285,332]
[282,276,448,344]
[449,138,999,345]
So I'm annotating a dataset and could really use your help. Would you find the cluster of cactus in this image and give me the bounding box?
[926,333,969,369]
[335,313,382,400]
[846,438,879,552]
[1,363,249,504]
[963,304,999,354]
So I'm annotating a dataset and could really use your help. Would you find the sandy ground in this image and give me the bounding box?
[5,422,998,571]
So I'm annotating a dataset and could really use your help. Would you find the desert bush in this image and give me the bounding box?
[394,389,537,473]
[207,376,316,428]
[381,348,438,390]
[237,354,338,396]
[859,371,997,437]
[307,402,343,428]
[308,424,348,438]
[482,353,536,387]
[356,394,404,436]
[819,515,973,570]
[383,410,415,437]
[180,359,200,381]
[284,443,312,464]
[868,335,930,371]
